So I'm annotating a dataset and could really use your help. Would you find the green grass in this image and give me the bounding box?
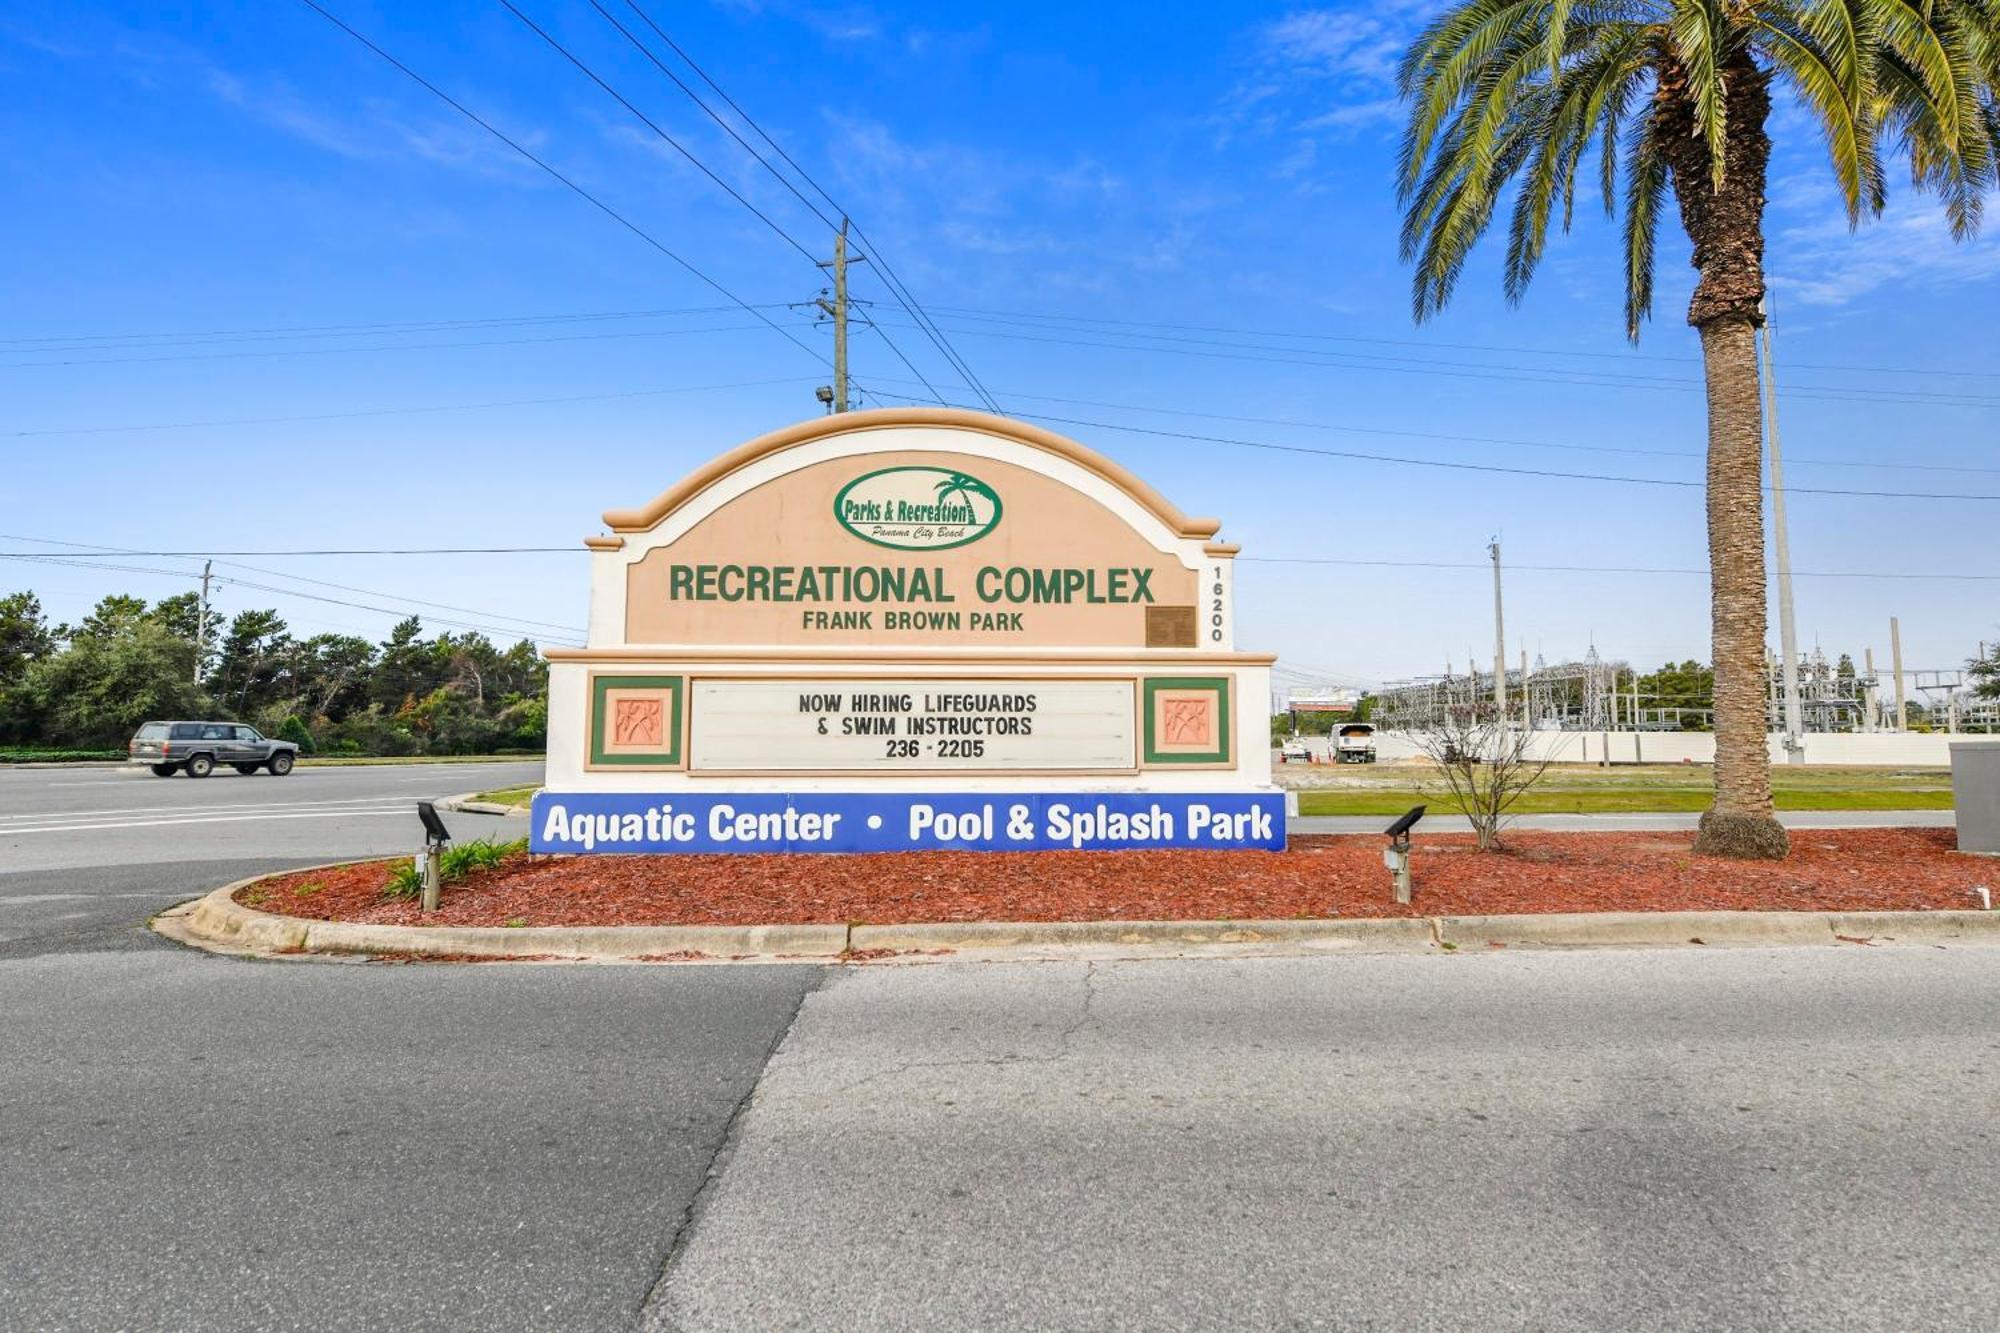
[0,749,541,766]
[1292,763,1954,816]
[298,754,544,767]
[0,746,124,763]
[1296,788,1955,815]
[473,784,540,809]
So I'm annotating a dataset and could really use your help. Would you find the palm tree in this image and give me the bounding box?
[1398,1,1997,858]
[934,473,1000,520]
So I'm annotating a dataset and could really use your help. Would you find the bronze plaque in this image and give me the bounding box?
[1145,604,1198,648]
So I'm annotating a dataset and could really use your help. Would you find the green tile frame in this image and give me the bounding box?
[1142,676,1231,765]
[589,674,685,767]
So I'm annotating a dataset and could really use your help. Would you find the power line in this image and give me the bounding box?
[8,375,819,439]
[0,319,792,371]
[8,542,1995,585]
[495,0,822,267]
[15,294,1989,385]
[612,0,1001,412]
[924,302,2000,384]
[0,303,762,352]
[852,376,2000,476]
[0,546,578,557]
[864,316,2000,410]
[858,386,2000,501]
[1,535,585,637]
[843,307,951,414]
[294,0,827,369]
[211,558,582,636]
[585,0,836,234]
[3,553,583,644]
[1238,556,2000,581]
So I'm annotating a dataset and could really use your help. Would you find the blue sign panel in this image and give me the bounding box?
[530,792,1285,854]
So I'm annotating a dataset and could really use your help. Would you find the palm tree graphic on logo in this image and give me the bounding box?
[933,473,998,527]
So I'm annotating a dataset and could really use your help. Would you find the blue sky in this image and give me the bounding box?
[3,0,1996,692]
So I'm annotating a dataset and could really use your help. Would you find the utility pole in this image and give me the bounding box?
[815,219,864,414]
[1521,647,1531,730]
[1758,300,1805,762]
[1891,616,1908,731]
[194,559,213,685]
[1489,538,1506,720]
[1864,648,1879,731]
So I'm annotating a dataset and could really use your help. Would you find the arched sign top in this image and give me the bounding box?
[599,407,1223,540]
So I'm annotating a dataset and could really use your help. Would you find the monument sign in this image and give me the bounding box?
[533,407,1282,852]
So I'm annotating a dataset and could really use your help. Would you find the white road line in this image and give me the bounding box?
[0,795,428,823]
[0,893,187,905]
[1,808,412,836]
[22,763,539,788]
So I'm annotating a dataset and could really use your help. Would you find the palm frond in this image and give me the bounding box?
[1666,0,1733,187]
[1622,109,1671,340]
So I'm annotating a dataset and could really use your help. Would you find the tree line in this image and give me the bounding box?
[0,588,546,756]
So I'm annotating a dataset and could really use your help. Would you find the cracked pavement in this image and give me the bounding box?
[645,949,2000,1332]
[5,761,1999,1331]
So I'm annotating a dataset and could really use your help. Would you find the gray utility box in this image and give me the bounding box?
[1950,741,2000,854]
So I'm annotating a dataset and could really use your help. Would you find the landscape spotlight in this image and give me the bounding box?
[416,801,451,848]
[1383,805,1426,844]
[1382,805,1424,906]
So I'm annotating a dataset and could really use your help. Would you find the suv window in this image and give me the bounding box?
[136,723,168,740]
[170,723,204,740]
[200,725,230,740]
[234,726,261,742]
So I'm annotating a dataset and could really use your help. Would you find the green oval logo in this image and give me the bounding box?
[834,466,1002,550]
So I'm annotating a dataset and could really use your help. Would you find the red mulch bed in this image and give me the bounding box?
[241,829,1993,929]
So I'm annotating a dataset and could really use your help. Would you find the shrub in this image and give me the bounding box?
[275,714,316,755]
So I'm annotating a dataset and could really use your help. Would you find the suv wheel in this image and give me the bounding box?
[268,752,295,776]
[184,753,214,779]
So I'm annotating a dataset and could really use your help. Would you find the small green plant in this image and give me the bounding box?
[292,880,323,898]
[241,888,269,907]
[383,859,423,900]
[381,838,524,900]
[504,917,527,928]
[441,837,525,879]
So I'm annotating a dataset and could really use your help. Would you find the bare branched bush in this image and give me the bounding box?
[1410,705,1554,852]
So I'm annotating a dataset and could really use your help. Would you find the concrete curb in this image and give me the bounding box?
[849,917,1435,954]
[436,791,532,818]
[161,869,846,961]
[156,865,2000,964]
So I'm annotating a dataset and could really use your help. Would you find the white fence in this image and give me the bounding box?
[1288,730,1969,767]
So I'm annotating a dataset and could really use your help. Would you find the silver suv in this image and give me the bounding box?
[129,721,298,778]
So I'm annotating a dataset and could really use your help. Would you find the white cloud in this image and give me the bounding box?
[1260,6,1425,84]
[1210,5,1436,173]
[1774,196,2000,306]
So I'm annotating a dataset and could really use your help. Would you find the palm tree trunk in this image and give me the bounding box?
[1692,318,1787,857]
[1655,50,1788,859]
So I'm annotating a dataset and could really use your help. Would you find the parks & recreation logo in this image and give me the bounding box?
[834,465,1002,550]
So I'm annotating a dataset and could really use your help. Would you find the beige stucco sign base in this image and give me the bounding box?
[533,408,1282,854]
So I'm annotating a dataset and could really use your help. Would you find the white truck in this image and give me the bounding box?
[1334,722,1377,764]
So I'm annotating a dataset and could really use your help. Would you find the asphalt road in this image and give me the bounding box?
[651,949,2000,1332]
[0,760,541,958]
[1,759,831,1331]
[3,761,1996,1330]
